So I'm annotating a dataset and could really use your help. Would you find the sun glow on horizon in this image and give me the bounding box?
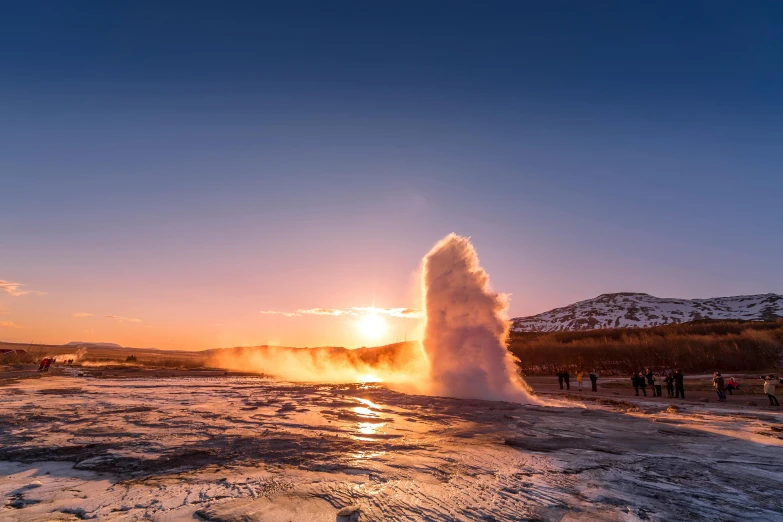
[356,313,387,340]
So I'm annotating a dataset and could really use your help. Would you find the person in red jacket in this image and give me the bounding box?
[725,377,739,395]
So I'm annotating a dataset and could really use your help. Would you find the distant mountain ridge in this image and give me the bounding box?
[64,341,123,349]
[512,293,783,332]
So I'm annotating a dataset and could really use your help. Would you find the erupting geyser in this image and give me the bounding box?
[421,234,538,403]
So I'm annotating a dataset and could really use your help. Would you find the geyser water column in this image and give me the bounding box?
[421,234,538,403]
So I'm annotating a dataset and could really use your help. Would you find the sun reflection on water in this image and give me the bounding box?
[352,406,377,417]
[350,450,387,461]
[358,421,386,435]
[354,397,381,410]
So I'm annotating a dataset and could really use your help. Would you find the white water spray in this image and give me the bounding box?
[421,234,538,403]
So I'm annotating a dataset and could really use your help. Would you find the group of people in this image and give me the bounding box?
[630,369,686,398]
[629,369,780,406]
[715,373,781,406]
[557,370,599,392]
[631,369,685,398]
[557,367,780,406]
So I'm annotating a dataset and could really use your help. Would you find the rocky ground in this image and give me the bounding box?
[1,366,782,521]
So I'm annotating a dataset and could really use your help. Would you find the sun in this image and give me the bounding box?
[357,313,387,339]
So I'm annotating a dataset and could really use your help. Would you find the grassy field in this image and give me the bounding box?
[0,341,209,369]
[509,319,783,375]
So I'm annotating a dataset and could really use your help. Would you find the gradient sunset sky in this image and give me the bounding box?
[2,2,782,350]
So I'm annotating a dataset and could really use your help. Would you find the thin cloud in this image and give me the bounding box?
[260,306,422,319]
[0,321,23,329]
[0,280,46,296]
[260,310,301,317]
[105,315,141,323]
[298,308,356,316]
[0,280,28,296]
[352,307,424,319]
[73,312,93,317]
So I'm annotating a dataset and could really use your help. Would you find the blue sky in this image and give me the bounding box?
[1,2,782,348]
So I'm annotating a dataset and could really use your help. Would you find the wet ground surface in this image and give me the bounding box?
[1,369,782,521]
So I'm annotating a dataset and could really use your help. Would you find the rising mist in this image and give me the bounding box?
[420,234,537,403]
[208,234,536,403]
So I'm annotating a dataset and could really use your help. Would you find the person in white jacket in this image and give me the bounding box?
[761,375,780,406]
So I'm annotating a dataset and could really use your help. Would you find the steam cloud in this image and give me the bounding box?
[207,233,537,404]
[421,234,537,403]
[56,347,88,363]
[206,343,425,384]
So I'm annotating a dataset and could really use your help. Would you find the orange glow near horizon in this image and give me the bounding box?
[356,313,387,340]
[0,293,422,351]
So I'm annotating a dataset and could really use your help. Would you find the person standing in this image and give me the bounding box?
[645,369,654,389]
[713,372,727,402]
[665,371,674,397]
[557,371,564,390]
[563,371,571,390]
[576,370,584,391]
[632,373,642,396]
[638,372,647,396]
[589,370,598,392]
[762,375,780,406]
[654,373,663,397]
[674,370,685,399]
[645,370,658,396]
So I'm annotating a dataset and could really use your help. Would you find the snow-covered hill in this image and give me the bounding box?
[512,293,783,332]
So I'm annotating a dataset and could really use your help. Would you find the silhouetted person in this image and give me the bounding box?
[557,371,564,390]
[664,372,674,397]
[713,372,727,402]
[674,370,685,399]
[589,370,598,392]
[762,375,780,406]
[632,373,644,396]
[563,371,570,390]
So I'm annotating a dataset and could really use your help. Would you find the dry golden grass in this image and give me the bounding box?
[509,319,783,374]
